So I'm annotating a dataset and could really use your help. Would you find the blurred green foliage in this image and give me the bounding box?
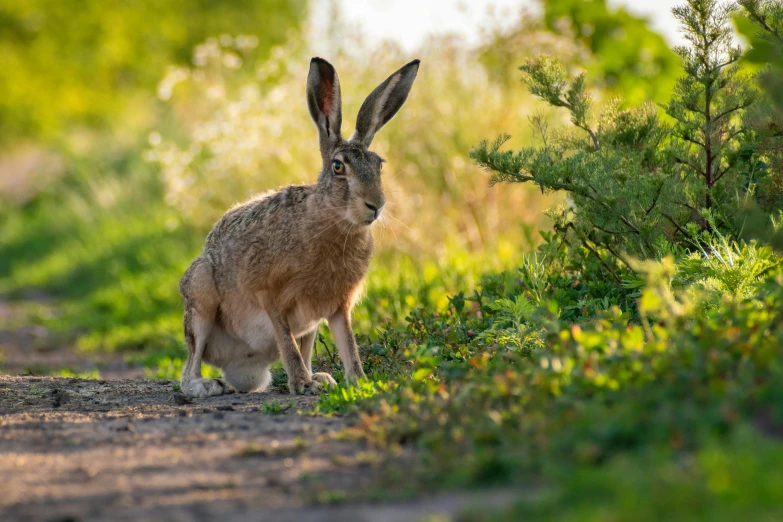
[472,428,783,521]
[0,0,306,145]
[542,0,681,104]
[736,0,783,213]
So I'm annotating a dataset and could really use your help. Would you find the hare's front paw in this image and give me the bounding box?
[182,377,229,399]
[311,372,337,387]
[288,371,329,395]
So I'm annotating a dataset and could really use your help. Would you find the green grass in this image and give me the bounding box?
[0,156,199,359]
[263,401,295,415]
[314,379,393,415]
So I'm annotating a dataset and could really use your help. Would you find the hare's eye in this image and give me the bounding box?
[332,160,345,175]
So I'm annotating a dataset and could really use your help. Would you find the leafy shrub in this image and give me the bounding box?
[472,0,763,258]
[323,242,783,489]
[737,0,783,213]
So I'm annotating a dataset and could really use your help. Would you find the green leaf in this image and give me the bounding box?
[747,40,782,64]
[733,14,759,41]
[734,14,783,66]
[412,368,434,382]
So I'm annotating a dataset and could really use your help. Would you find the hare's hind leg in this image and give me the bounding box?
[180,261,228,398]
[181,305,229,398]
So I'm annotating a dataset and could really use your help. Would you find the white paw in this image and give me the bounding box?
[288,377,321,396]
[182,378,228,399]
[311,372,337,387]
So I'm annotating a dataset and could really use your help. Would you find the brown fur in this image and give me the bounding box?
[179,57,419,397]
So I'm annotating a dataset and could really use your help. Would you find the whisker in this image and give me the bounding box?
[380,215,398,242]
[304,220,343,243]
[384,210,411,232]
[342,222,355,268]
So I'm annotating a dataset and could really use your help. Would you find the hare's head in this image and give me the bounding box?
[307,57,419,227]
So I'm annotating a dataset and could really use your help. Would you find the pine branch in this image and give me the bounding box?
[583,127,601,151]
[679,134,708,149]
[592,222,628,236]
[565,224,623,284]
[646,183,666,216]
[471,136,596,198]
[584,182,644,236]
[675,156,707,177]
[740,0,781,38]
[725,127,747,143]
[713,100,755,123]
[543,95,600,151]
[713,153,742,183]
[715,56,741,70]
[661,212,706,249]
[604,243,637,273]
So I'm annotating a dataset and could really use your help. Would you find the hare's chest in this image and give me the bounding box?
[300,263,367,304]
[306,240,371,288]
[286,282,360,335]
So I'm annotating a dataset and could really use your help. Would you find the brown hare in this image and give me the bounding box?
[179,57,420,398]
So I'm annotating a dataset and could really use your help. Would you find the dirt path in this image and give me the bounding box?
[0,297,516,520]
[0,376,515,521]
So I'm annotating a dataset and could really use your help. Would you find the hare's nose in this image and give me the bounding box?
[365,201,379,217]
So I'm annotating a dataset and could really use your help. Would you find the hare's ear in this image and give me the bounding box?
[307,57,342,163]
[352,59,420,147]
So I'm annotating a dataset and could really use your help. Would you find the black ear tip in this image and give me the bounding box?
[311,56,334,67]
[409,59,421,67]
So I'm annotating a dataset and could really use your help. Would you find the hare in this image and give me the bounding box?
[179,57,420,398]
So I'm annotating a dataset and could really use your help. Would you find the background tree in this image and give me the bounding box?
[471,58,676,261]
[472,0,760,259]
[542,0,681,104]
[664,0,755,222]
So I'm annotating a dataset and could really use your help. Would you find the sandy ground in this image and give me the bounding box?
[0,295,518,521]
[0,375,519,521]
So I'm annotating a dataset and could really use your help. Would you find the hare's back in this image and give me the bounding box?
[206,185,313,248]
